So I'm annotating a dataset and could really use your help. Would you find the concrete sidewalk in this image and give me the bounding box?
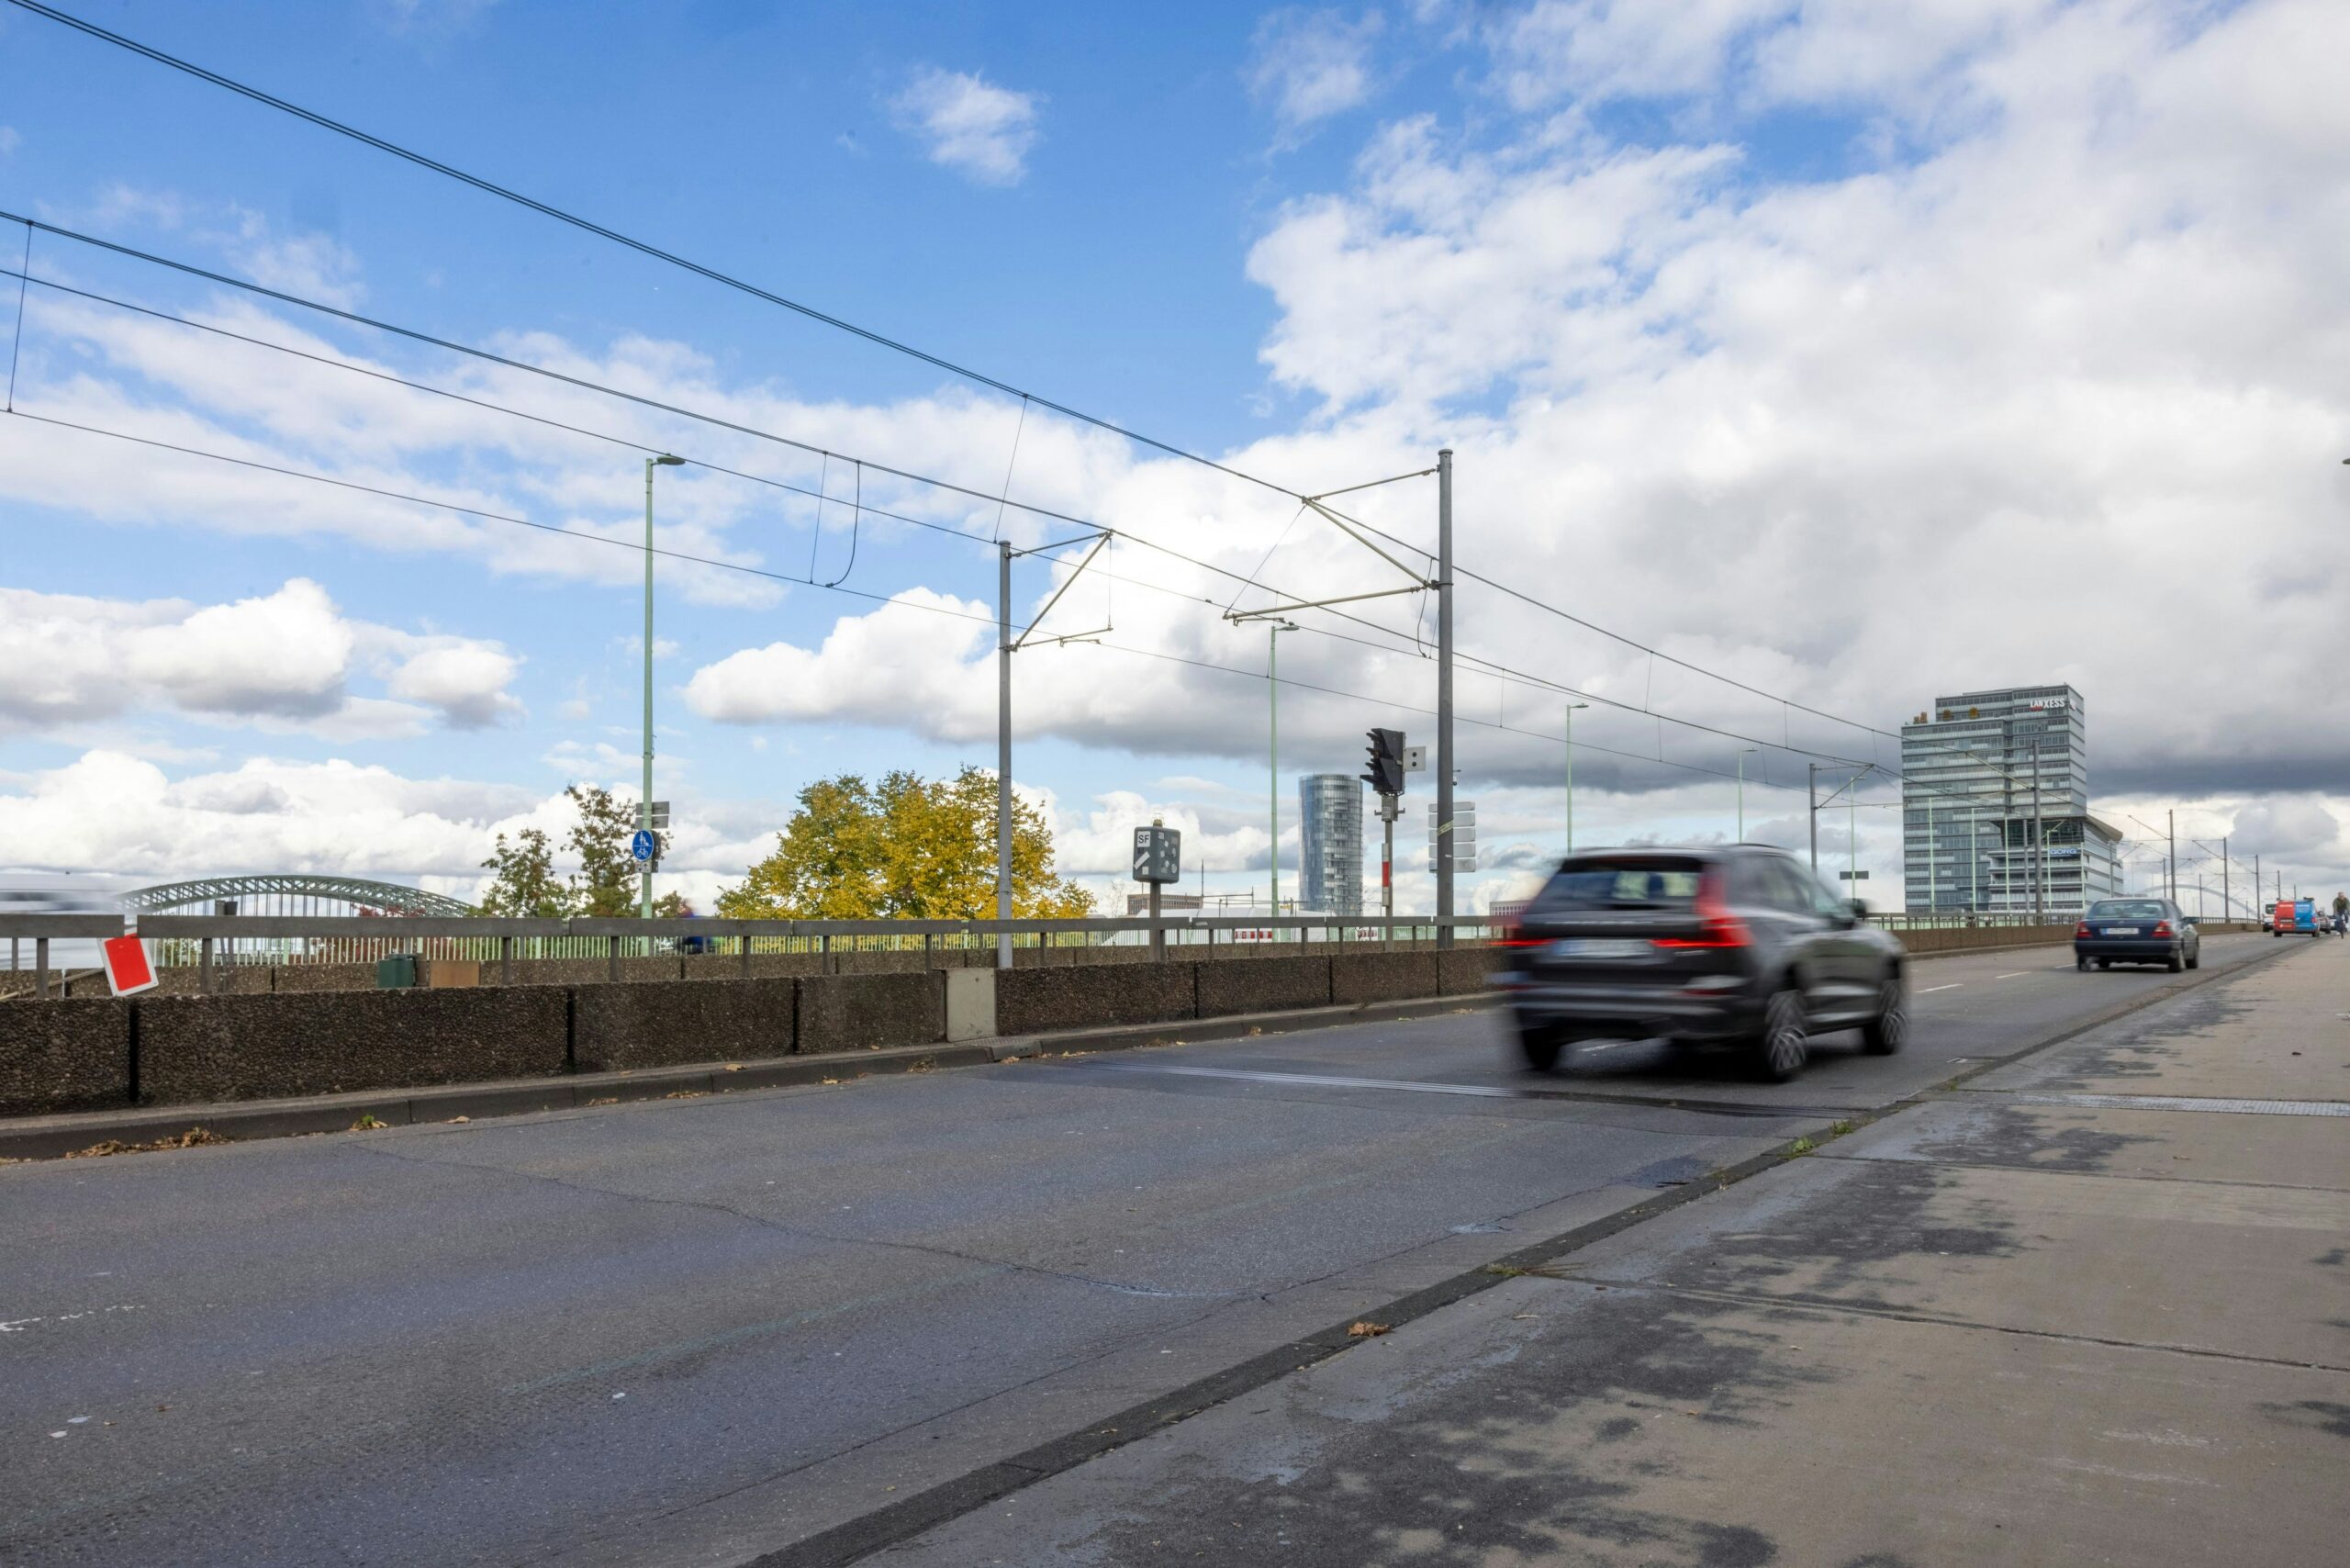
[879,943,2348,1565]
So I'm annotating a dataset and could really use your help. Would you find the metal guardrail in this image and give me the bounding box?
[1,913,1505,998]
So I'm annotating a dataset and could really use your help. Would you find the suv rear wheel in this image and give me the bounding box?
[1756,989,1808,1082]
[1520,1027,1564,1072]
[1861,976,1906,1055]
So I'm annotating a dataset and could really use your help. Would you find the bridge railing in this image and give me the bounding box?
[0,913,1506,997]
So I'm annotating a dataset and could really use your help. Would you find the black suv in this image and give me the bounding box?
[1496,846,1908,1081]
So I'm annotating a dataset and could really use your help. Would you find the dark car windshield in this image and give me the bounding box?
[1535,857,1705,910]
[2087,900,2166,920]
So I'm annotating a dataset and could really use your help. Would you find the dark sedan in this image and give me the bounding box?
[2073,898,2199,972]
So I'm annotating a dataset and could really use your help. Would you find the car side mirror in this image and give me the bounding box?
[1847,899,1869,923]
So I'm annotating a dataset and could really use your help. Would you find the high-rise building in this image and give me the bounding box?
[1298,774,1364,915]
[1897,683,2121,915]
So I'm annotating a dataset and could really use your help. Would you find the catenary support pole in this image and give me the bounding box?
[1807,762,1819,872]
[997,541,1013,970]
[641,459,656,921]
[1436,448,1455,948]
[1269,623,1281,915]
[2167,809,2176,905]
[1564,703,1586,855]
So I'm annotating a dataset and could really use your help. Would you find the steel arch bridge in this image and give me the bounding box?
[121,876,476,917]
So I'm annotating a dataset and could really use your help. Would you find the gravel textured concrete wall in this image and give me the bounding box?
[140,988,570,1104]
[1895,924,2072,955]
[797,972,946,1054]
[1196,954,1331,1016]
[1438,947,1509,996]
[0,999,132,1116]
[572,978,796,1072]
[271,963,378,993]
[997,964,1195,1036]
[1331,951,1440,1005]
[679,953,823,981]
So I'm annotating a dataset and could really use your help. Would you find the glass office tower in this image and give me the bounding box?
[1297,774,1364,916]
[1897,683,2121,915]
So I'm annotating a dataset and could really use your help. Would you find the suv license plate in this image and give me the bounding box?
[1554,938,1650,959]
[2104,926,2139,936]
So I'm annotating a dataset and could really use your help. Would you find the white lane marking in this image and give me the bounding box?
[1920,983,1963,993]
[1995,971,2031,980]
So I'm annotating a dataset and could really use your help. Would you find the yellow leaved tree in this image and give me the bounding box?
[717,767,1094,920]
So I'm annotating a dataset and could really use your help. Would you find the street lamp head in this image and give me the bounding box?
[653,454,686,467]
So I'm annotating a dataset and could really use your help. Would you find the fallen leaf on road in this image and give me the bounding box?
[1348,1321,1391,1338]
[724,1064,743,1072]
[446,1116,470,1125]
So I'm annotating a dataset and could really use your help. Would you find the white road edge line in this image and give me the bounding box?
[1920,983,1963,992]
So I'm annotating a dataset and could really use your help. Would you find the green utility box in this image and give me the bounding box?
[374,954,418,990]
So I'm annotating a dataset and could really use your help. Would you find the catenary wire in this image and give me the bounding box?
[1,0,1306,502]
[4,5,1953,755]
[5,254,2007,815]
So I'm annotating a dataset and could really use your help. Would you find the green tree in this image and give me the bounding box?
[718,766,1093,920]
[565,784,662,917]
[477,826,571,917]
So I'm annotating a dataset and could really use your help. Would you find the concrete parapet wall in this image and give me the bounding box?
[2,948,1501,1116]
[998,964,1194,1036]
[1438,947,1509,996]
[1196,954,1331,1016]
[140,988,571,1105]
[1893,924,2071,956]
[0,998,131,1116]
[573,978,795,1072]
[798,972,946,1054]
[1332,951,1440,1005]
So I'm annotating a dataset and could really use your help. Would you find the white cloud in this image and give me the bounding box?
[890,66,1042,185]
[1248,9,1386,135]
[0,579,522,736]
[0,127,20,158]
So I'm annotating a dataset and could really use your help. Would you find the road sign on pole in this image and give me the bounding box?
[1132,825,1181,885]
[630,829,657,865]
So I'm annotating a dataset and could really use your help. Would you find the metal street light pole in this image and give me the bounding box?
[1565,702,1588,855]
[1736,748,1758,842]
[641,454,684,920]
[1267,619,1299,915]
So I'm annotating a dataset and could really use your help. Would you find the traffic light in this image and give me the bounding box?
[1363,728,1405,796]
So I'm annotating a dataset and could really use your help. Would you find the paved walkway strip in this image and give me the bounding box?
[1992,1091,2350,1116]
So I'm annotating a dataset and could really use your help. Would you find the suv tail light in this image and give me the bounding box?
[2151,920,2172,938]
[1496,913,1542,949]
[1652,869,1751,950]
[2074,921,2092,939]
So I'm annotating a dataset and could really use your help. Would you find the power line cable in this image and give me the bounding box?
[2,0,1307,502]
[2,3,1949,753]
[1,407,1005,627]
[5,244,1998,812]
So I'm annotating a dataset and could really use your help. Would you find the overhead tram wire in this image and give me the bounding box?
[3,0,1302,504]
[5,2,1970,756]
[2,239,1986,808]
[0,230,1447,656]
[6,409,1775,796]
[8,404,1974,821]
[0,407,1002,628]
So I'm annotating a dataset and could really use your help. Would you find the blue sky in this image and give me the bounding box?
[3,0,2346,913]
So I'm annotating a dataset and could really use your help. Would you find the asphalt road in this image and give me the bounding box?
[0,935,2283,1566]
